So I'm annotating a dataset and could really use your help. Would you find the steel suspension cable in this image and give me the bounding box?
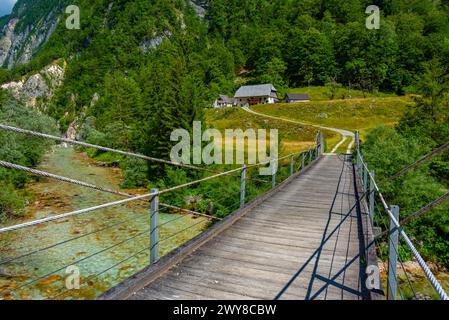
[0,159,223,234]
[49,244,150,300]
[0,226,152,296]
[0,209,152,266]
[0,123,312,181]
[0,160,132,197]
[0,123,214,173]
[386,141,449,182]
[358,152,449,300]
[374,202,417,299]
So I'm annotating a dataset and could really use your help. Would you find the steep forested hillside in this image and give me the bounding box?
[0,0,449,184]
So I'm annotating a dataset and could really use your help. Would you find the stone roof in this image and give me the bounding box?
[235,84,277,98]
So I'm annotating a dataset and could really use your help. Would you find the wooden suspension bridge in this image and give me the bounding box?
[0,124,447,301]
[103,154,373,300]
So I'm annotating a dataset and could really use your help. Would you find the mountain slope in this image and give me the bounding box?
[0,0,68,68]
[0,0,448,179]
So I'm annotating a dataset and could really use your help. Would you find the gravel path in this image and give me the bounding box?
[242,106,355,154]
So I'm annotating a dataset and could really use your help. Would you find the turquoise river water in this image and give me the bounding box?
[0,147,208,300]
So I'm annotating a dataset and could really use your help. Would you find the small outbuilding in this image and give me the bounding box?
[213,95,234,108]
[285,93,310,103]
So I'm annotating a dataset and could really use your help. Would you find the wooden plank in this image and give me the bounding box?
[102,155,376,301]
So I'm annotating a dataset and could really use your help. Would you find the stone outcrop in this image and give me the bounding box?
[1,62,65,109]
[189,0,208,18]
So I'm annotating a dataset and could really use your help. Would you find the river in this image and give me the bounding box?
[0,146,208,300]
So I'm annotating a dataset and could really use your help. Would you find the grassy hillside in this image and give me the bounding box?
[287,86,397,101]
[207,93,412,156]
[205,107,334,156]
[252,96,413,138]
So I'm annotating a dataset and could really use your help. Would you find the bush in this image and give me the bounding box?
[121,158,148,188]
[0,95,59,219]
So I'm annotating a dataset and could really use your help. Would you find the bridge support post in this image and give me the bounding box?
[272,159,276,189]
[355,131,361,172]
[369,171,375,221]
[320,131,325,155]
[363,165,368,193]
[290,154,294,176]
[150,188,159,265]
[387,205,400,300]
[355,131,360,150]
[301,152,305,170]
[240,165,246,208]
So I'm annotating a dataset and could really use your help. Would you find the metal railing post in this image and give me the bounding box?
[302,152,305,170]
[359,152,363,175]
[363,165,368,193]
[309,149,313,163]
[150,188,159,265]
[356,149,360,172]
[355,130,360,150]
[388,205,400,300]
[369,170,375,221]
[320,131,325,154]
[240,165,246,208]
[272,159,276,189]
[355,130,361,173]
[290,154,294,176]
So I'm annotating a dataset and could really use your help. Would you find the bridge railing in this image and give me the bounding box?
[0,123,324,300]
[355,135,448,301]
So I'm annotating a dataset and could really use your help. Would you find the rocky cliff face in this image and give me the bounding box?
[189,0,208,18]
[0,0,207,69]
[1,61,65,109]
[0,18,19,67]
[0,0,63,68]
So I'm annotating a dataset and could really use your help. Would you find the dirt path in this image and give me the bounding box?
[242,106,355,154]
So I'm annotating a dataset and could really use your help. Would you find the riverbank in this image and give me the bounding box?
[379,260,449,300]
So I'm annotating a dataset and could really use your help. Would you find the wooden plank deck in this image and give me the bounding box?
[119,154,367,300]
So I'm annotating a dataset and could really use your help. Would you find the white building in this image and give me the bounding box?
[213,95,234,108]
[234,84,278,107]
